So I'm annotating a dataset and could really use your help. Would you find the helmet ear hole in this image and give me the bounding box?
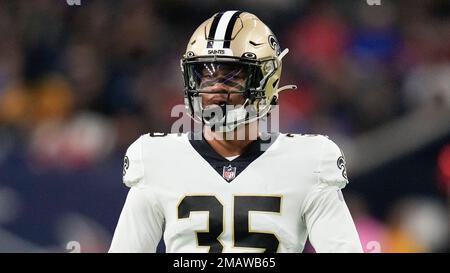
[270,96,278,105]
[272,78,279,89]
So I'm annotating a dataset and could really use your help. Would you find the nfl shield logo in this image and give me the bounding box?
[222,165,237,182]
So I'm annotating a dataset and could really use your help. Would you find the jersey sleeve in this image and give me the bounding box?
[318,136,349,189]
[301,137,363,253]
[122,136,145,187]
[109,137,164,252]
[109,186,164,252]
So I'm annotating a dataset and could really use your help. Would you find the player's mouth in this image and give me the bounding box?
[204,102,227,113]
[202,97,229,123]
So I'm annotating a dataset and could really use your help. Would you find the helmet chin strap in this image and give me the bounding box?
[278,48,290,61]
[274,48,298,96]
[276,84,297,94]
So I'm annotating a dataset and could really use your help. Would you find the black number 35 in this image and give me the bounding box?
[177,195,281,253]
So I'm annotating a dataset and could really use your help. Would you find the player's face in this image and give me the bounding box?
[196,63,248,107]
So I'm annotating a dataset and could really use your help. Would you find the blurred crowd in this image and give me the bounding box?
[0,0,448,252]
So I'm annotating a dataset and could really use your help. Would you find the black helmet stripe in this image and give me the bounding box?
[223,11,242,48]
[207,11,241,49]
[207,12,224,48]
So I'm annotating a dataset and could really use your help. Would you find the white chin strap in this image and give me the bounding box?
[275,84,297,95]
[278,48,290,61]
[275,48,298,96]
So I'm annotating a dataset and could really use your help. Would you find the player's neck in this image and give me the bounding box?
[203,123,259,157]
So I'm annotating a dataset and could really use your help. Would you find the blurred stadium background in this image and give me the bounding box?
[0,0,449,253]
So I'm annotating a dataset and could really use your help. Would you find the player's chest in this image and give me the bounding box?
[150,154,315,252]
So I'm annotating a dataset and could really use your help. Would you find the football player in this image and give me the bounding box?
[109,11,363,253]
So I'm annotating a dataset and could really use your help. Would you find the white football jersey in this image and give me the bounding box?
[109,132,363,253]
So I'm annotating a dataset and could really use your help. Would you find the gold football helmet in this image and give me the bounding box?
[181,11,296,132]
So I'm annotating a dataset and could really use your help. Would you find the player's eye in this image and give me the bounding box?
[202,72,214,78]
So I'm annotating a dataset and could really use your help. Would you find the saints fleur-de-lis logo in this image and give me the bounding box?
[337,156,348,180]
[123,156,129,177]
